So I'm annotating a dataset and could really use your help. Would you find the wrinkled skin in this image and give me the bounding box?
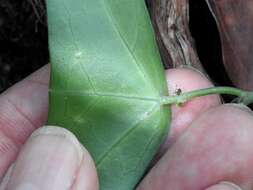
[0,65,252,190]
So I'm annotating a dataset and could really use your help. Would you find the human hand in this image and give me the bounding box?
[0,65,251,190]
[0,65,98,189]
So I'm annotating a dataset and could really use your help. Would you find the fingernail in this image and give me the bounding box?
[4,126,84,190]
[176,65,210,80]
[0,163,14,189]
[227,103,253,115]
[205,181,242,190]
[219,181,242,190]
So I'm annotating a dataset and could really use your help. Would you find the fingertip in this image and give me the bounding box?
[71,146,99,190]
[165,67,214,95]
[161,67,220,150]
[1,126,98,190]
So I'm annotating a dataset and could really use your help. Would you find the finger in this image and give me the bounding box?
[0,64,50,143]
[138,104,253,190]
[157,67,221,158]
[0,126,99,190]
[0,65,49,180]
[166,67,221,146]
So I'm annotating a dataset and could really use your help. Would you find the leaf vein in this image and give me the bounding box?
[96,104,159,167]
[62,3,97,93]
[101,0,158,95]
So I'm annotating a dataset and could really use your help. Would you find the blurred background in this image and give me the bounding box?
[0,0,231,93]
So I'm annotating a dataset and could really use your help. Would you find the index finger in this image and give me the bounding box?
[0,64,50,180]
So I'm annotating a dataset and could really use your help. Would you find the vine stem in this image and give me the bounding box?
[161,87,253,105]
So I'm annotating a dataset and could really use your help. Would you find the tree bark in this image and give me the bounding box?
[206,0,253,90]
[149,0,205,73]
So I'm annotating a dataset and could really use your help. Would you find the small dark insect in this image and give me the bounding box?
[175,88,182,96]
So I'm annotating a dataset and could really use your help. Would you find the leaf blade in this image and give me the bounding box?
[46,0,171,189]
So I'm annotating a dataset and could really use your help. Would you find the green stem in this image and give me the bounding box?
[161,87,253,105]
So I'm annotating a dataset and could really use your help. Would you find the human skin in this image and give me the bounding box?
[137,104,253,190]
[157,68,221,158]
[0,65,249,190]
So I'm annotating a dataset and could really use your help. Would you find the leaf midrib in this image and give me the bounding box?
[49,89,161,103]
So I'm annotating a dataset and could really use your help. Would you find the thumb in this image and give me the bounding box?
[0,126,98,190]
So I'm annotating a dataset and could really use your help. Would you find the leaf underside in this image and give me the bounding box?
[46,0,170,189]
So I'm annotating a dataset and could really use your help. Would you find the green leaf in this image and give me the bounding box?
[46,0,171,189]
